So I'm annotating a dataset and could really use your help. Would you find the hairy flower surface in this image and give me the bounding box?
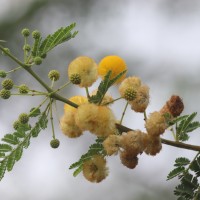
[120,150,138,169]
[103,135,122,155]
[144,135,162,156]
[75,103,117,137]
[121,130,146,156]
[130,85,150,112]
[145,111,167,136]
[98,55,127,83]
[60,112,83,138]
[64,96,87,113]
[82,155,108,183]
[68,56,98,87]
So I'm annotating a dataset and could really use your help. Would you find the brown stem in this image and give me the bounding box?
[115,123,200,152]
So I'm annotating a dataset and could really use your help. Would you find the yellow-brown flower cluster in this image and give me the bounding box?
[59,55,184,183]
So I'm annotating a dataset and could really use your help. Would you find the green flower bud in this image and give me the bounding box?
[21,28,30,37]
[34,56,42,65]
[0,89,11,99]
[18,84,29,94]
[0,70,7,78]
[23,44,31,52]
[50,139,60,149]
[13,120,21,130]
[32,30,41,39]
[18,113,29,124]
[41,53,47,59]
[2,48,10,56]
[124,88,137,101]
[70,74,81,85]
[48,70,60,81]
[1,78,14,90]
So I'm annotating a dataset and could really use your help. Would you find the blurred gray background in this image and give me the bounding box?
[1,0,200,199]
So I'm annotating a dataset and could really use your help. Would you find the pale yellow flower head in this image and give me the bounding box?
[68,56,98,87]
[64,96,87,114]
[82,155,108,183]
[145,111,167,136]
[98,55,127,84]
[60,112,83,138]
[75,103,117,137]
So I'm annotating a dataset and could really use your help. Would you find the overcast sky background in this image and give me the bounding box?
[1,0,200,200]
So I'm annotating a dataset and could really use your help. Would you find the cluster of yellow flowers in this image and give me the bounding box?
[60,55,184,183]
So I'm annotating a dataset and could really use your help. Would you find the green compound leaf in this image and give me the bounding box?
[89,70,126,104]
[190,156,200,177]
[175,112,200,142]
[174,157,190,167]
[39,23,77,56]
[69,138,105,177]
[0,144,12,152]
[174,173,199,199]
[2,134,20,145]
[0,112,48,181]
[167,167,185,180]
[29,107,41,117]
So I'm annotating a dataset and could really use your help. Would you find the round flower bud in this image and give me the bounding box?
[70,73,81,85]
[50,139,60,148]
[98,55,127,84]
[82,155,108,183]
[23,44,31,52]
[2,48,10,56]
[41,53,47,59]
[0,70,7,78]
[18,84,29,94]
[48,70,60,81]
[13,120,21,130]
[32,30,41,39]
[68,56,98,87]
[18,113,29,124]
[1,78,14,90]
[34,56,42,65]
[21,28,30,37]
[0,89,11,99]
[124,88,137,101]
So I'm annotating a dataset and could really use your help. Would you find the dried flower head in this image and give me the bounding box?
[75,103,117,137]
[145,111,167,136]
[68,56,98,87]
[120,150,138,169]
[130,85,150,112]
[103,135,122,155]
[98,55,127,84]
[60,112,83,138]
[160,95,184,117]
[144,135,162,156]
[82,155,108,183]
[121,130,146,156]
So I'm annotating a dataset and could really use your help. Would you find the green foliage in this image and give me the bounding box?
[168,112,200,142]
[168,153,200,199]
[89,70,126,104]
[69,137,105,177]
[0,111,48,181]
[38,23,78,57]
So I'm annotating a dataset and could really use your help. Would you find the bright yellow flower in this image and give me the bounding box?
[64,96,87,113]
[98,55,127,84]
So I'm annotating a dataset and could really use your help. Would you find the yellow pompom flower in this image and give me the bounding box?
[64,96,87,114]
[98,55,127,84]
[82,155,108,183]
[60,112,83,138]
[68,56,98,87]
[75,103,117,137]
